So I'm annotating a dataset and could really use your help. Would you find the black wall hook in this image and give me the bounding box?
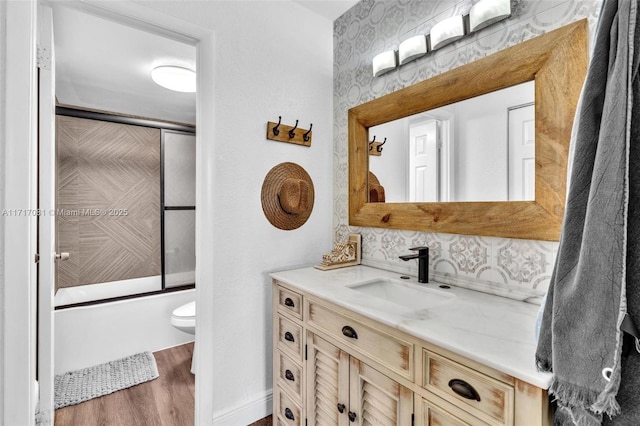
[369,135,376,151]
[303,124,313,142]
[288,119,299,139]
[266,117,312,146]
[272,116,282,136]
[377,137,387,152]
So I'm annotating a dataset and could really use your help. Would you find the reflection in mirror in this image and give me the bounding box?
[368,81,534,203]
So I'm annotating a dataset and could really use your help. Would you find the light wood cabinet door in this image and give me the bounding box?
[307,332,351,426]
[307,331,413,426]
[349,357,413,426]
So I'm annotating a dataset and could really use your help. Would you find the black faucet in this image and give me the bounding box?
[399,247,429,283]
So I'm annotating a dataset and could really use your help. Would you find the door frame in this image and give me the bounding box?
[2,2,216,424]
[3,1,38,424]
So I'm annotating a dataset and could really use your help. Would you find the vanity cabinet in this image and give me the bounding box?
[273,280,550,426]
[306,331,413,425]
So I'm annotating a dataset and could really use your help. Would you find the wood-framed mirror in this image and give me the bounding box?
[348,19,588,241]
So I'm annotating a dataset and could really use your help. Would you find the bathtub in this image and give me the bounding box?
[54,286,195,374]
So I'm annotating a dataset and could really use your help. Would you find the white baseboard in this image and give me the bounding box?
[213,389,273,425]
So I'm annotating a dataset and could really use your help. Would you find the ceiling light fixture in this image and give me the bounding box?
[151,65,196,93]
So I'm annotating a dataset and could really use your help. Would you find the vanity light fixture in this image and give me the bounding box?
[371,0,511,77]
[398,35,428,65]
[151,65,196,93]
[469,0,512,32]
[372,50,397,77]
[430,15,465,51]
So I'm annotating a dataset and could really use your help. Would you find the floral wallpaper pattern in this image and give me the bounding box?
[333,0,603,302]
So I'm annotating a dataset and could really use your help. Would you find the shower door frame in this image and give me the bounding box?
[52,107,196,308]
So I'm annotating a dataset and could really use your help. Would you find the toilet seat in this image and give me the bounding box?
[171,301,196,333]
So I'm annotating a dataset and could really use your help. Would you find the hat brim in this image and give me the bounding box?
[261,162,315,230]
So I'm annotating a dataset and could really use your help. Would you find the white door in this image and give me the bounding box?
[409,120,440,202]
[37,3,56,422]
[508,104,535,201]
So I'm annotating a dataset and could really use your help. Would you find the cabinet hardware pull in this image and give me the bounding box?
[448,379,481,401]
[284,297,295,307]
[284,407,295,420]
[337,403,346,413]
[284,331,295,342]
[342,325,358,339]
[348,411,357,422]
[285,369,295,381]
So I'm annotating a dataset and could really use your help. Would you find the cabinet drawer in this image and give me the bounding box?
[307,300,413,379]
[276,351,303,402]
[424,351,514,425]
[277,315,303,361]
[421,397,488,426]
[421,398,476,426]
[277,285,303,320]
[276,389,302,426]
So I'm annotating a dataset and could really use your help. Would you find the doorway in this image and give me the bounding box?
[34,2,214,424]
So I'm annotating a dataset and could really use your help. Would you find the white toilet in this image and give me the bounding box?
[171,301,196,334]
[170,301,196,373]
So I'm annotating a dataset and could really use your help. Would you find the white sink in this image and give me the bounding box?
[347,278,455,311]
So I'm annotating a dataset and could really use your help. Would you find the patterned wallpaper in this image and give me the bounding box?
[333,0,603,302]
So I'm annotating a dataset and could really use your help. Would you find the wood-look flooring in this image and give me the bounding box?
[55,341,274,425]
[248,416,272,426]
[55,342,195,426]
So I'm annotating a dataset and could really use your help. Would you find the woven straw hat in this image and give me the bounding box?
[261,162,315,230]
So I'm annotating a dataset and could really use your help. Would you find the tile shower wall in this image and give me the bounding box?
[56,115,161,290]
[334,0,603,302]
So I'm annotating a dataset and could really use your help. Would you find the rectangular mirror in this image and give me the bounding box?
[349,20,588,241]
[369,81,535,203]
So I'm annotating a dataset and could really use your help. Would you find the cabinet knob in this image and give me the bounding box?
[341,325,358,339]
[348,411,357,422]
[285,369,295,381]
[337,403,346,413]
[284,297,295,307]
[284,407,295,420]
[448,379,481,401]
[284,331,295,342]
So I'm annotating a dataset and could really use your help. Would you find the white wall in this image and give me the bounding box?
[118,1,335,422]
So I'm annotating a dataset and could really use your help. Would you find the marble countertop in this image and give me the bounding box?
[271,265,552,389]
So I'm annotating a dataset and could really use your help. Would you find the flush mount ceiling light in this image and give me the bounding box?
[151,65,196,93]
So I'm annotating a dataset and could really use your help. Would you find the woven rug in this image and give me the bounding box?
[54,352,159,409]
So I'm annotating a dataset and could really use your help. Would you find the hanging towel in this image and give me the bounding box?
[535,1,640,424]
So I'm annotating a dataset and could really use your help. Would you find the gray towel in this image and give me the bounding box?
[535,1,640,424]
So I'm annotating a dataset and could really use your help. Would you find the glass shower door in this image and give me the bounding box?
[162,130,196,288]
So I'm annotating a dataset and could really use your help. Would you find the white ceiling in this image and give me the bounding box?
[53,5,197,125]
[52,1,357,126]
[293,1,358,20]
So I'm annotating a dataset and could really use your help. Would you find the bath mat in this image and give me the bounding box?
[54,351,159,409]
